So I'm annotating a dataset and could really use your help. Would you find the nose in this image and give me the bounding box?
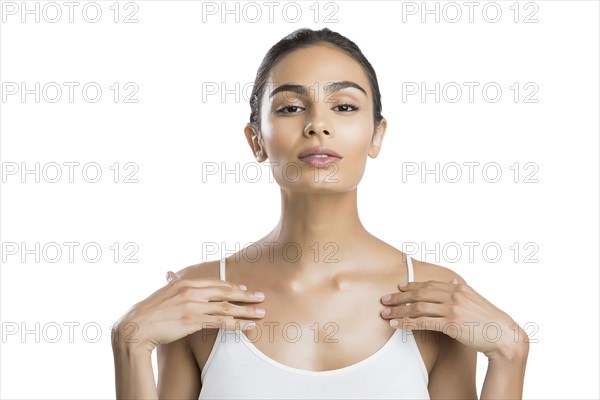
[304,127,330,137]
[303,108,332,138]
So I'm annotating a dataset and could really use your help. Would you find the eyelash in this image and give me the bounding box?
[276,103,359,114]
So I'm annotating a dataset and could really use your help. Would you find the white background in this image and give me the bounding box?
[1,1,598,399]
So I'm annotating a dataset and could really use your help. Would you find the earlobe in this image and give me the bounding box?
[368,118,387,158]
[244,123,268,162]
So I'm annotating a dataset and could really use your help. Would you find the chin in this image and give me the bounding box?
[282,179,360,193]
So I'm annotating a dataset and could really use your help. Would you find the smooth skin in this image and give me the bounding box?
[111,43,529,399]
[111,275,266,398]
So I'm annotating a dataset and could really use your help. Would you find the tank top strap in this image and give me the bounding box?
[407,255,414,283]
[219,257,226,281]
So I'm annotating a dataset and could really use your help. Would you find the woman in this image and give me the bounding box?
[111,28,529,399]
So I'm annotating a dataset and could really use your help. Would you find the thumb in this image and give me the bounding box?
[166,271,175,282]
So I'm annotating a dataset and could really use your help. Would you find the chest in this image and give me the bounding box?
[234,288,399,371]
[193,255,447,374]
[191,286,441,375]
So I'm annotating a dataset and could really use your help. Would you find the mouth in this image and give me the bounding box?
[297,146,342,168]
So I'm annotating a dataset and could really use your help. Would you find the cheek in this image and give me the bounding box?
[263,116,374,161]
[335,119,373,184]
[335,117,374,157]
[345,118,371,140]
[259,115,374,190]
[261,118,302,159]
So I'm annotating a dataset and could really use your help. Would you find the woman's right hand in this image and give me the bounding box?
[111,271,266,354]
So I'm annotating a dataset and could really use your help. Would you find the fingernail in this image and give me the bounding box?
[255,307,265,316]
[239,284,247,290]
[381,294,391,302]
[390,320,399,327]
[382,308,391,316]
[166,272,173,282]
[254,291,265,300]
[399,282,407,288]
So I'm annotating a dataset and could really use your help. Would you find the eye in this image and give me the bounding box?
[332,103,359,112]
[276,105,305,114]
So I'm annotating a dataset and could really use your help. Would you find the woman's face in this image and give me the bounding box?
[245,44,387,193]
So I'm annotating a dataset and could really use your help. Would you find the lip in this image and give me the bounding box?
[298,146,342,168]
[298,146,342,159]
[298,155,341,168]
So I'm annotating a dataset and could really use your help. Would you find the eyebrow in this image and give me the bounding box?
[268,80,368,99]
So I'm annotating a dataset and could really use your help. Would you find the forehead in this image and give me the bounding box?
[265,44,371,97]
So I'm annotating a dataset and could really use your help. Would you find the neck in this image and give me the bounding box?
[261,188,373,275]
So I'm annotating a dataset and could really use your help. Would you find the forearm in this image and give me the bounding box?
[112,342,158,400]
[480,343,529,400]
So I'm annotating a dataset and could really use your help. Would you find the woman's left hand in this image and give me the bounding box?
[379,279,529,360]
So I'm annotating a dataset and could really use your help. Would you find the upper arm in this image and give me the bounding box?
[428,334,478,400]
[157,336,202,399]
[421,264,478,399]
[156,261,219,399]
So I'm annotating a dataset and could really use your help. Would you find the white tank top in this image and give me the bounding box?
[199,256,430,399]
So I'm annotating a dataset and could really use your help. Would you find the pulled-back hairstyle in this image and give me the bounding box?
[248,28,383,130]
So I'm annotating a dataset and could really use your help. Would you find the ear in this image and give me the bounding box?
[368,118,387,158]
[244,123,268,162]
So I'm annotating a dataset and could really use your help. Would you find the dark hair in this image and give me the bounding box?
[249,28,383,130]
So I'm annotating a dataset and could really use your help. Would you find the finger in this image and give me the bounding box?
[170,276,248,291]
[207,287,266,303]
[397,280,455,292]
[166,271,175,282]
[380,302,449,319]
[389,316,446,331]
[198,315,258,331]
[177,285,265,304]
[203,301,266,319]
[381,287,450,306]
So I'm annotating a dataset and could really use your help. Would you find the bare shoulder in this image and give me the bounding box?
[411,257,468,285]
[410,257,477,398]
[172,259,221,335]
[174,259,221,280]
[173,259,232,373]
[156,259,225,397]
[156,259,222,398]
[404,256,473,377]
